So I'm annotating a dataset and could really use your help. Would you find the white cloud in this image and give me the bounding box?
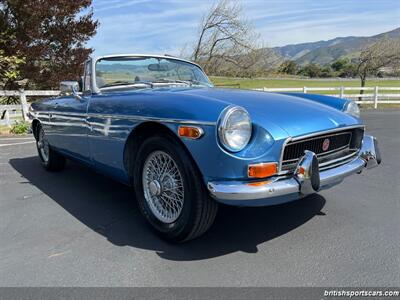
[88,0,400,54]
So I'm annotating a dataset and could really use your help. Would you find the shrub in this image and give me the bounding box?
[297,64,322,78]
[10,121,30,134]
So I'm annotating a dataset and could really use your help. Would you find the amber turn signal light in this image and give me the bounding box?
[248,162,277,178]
[178,126,204,139]
[297,166,305,175]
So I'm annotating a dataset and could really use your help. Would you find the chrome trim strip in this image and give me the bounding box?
[319,154,358,171]
[94,53,203,70]
[90,113,216,126]
[317,144,350,158]
[278,150,359,176]
[290,125,364,142]
[282,146,354,166]
[92,54,211,93]
[319,150,358,167]
[31,111,216,126]
[288,131,352,145]
[280,149,358,175]
[278,125,364,173]
[278,138,291,173]
[37,111,86,117]
[282,145,350,164]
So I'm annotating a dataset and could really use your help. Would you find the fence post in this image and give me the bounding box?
[303,87,307,93]
[340,86,345,98]
[4,110,11,127]
[19,89,28,121]
[374,86,379,109]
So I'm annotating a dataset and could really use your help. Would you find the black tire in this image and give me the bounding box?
[133,135,218,242]
[35,124,66,171]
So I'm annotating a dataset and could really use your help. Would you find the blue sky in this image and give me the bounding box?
[88,0,400,56]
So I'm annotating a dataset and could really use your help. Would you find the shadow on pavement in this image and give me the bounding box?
[10,156,326,261]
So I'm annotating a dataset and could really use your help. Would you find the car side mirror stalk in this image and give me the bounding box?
[60,81,82,100]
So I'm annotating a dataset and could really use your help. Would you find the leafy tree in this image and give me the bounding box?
[0,0,98,89]
[331,58,350,72]
[278,60,297,75]
[338,63,357,78]
[0,31,25,104]
[319,65,334,78]
[330,58,357,78]
[0,49,25,104]
[0,49,24,88]
[297,63,322,78]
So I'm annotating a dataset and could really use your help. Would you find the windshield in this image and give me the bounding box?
[95,56,213,89]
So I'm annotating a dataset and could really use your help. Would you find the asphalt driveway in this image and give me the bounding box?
[0,110,399,287]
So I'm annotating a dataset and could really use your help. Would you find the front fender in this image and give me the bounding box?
[162,122,285,184]
[279,92,348,111]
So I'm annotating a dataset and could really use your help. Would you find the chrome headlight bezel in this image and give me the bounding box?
[343,100,360,118]
[218,106,252,152]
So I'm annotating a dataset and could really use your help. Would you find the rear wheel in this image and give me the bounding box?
[133,136,218,242]
[36,124,66,171]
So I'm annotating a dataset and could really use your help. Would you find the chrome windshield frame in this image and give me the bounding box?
[91,54,212,93]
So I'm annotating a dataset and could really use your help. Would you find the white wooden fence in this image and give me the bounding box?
[0,90,59,126]
[254,86,400,109]
[0,86,399,126]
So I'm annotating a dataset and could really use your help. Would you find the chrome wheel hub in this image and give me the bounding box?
[149,180,161,196]
[142,151,184,223]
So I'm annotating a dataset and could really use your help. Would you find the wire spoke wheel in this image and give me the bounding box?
[142,150,184,223]
[37,127,50,163]
[134,136,218,241]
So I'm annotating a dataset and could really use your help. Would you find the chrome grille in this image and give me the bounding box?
[281,128,364,174]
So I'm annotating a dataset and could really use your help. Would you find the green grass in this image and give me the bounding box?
[10,121,30,134]
[210,76,400,95]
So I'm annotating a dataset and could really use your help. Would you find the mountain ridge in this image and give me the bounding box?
[271,27,400,66]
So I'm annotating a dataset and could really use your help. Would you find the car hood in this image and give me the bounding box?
[99,87,361,139]
[155,87,361,138]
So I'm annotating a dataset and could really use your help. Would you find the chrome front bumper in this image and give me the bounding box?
[207,135,381,206]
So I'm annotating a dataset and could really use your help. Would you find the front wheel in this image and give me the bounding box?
[133,136,218,242]
[36,124,66,171]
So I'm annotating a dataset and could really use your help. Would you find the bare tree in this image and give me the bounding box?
[357,38,400,98]
[191,0,266,77]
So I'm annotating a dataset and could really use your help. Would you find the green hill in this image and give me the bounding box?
[272,27,400,66]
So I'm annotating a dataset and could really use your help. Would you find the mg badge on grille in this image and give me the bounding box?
[322,138,330,151]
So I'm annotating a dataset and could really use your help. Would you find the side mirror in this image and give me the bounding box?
[60,81,81,99]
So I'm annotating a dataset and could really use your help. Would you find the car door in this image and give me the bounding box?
[86,92,133,183]
[50,61,92,162]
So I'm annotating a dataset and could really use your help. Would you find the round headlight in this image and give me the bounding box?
[218,106,252,152]
[344,101,360,118]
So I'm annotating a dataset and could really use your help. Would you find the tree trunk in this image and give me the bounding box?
[359,75,366,102]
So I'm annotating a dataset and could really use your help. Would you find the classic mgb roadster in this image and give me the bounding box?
[29,54,381,242]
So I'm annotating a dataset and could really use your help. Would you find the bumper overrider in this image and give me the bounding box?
[207,135,381,206]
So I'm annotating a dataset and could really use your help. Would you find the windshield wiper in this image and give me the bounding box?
[153,79,193,86]
[100,80,153,89]
[156,78,211,87]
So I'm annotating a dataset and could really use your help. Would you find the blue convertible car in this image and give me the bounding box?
[29,54,381,242]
